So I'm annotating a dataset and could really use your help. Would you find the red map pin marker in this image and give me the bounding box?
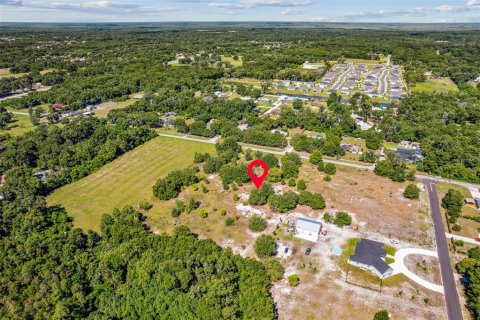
[248,159,269,189]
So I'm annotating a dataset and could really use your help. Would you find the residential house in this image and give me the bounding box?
[348,238,393,278]
[395,148,422,163]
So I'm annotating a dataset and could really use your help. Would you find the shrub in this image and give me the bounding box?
[333,211,352,227]
[404,184,420,199]
[199,209,208,218]
[220,208,227,216]
[254,235,276,258]
[309,150,323,165]
[454,240,464,247]
[317,161,325,172]
[298,191,326,210]
[323,212,333,223]
[263,258,284,282]
[324,163,336,175]
[297,179,306,191]
[268,191,299,213]
[225,217,235,226]
[452,224,462,232]
[267,167,283,183]
[373,310,390,320]
[201,184,209,193]
[233,193,240,201]
[288,178,296,187]
[153,167,199,200]
[323,175,331,182]
[139,200,153,211]
[171,200,185,217]
[287,274,300,287]
[249,214,268,232]
[186,197,199,213]
[249,183,274,205]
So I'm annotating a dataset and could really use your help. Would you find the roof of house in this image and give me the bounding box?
[296,217,322,233]
[350,238,391,274]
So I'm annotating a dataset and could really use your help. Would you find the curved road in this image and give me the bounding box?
[390,248,444,293]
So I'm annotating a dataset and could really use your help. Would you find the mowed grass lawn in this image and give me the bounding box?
[412,77,458,93]
[47,136,215,231]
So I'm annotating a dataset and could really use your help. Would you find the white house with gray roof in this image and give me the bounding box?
[295,217,322,242]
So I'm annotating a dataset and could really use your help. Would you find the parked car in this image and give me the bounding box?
[390,239,399,244]
[284,247,289,254]
[305,248,311,255]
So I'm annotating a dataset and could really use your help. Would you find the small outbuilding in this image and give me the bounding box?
[295,217,322,242]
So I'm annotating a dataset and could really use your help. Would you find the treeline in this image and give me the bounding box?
[0,117,156,191]
[0,190,275,319]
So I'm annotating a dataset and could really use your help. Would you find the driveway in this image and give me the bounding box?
[390,247,444,294]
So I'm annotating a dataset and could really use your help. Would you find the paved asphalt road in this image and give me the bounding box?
[426,180,463,320]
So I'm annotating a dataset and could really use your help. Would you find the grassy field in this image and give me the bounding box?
[47,136,216,231]
[436,182,480,238]
[345,58,383,65]
[223,78,263,88]
[0,68,28,79]
[4,114,36,136]
[412,77,459,93]
[220,55,243,67]
[93,97,137,118]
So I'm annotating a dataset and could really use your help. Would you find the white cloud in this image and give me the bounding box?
[0,0,178,14]
[467,0,479,6]
[281,8,302,15]
[435,5,469,13]
[209,0,312,10]
[0,0,23,5]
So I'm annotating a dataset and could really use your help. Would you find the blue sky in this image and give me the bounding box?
[0,0,479,23]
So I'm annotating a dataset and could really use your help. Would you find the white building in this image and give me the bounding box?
[295,217,322,242]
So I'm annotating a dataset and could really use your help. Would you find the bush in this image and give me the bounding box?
[452,224,462,231]
[199,209,208,218]
[233,193,240,201]
[454,240,464,247]
[139,200,153,211]
[298,191,326,210]
[220,208,227,216]
[186,197,199,213]
[249,214,268,232]
[297,179,306,191]
[193,152,211,163]
[267,167,283,183]
[153,167,199,200]
[323,175,331,182]
[171,200,185,217]
[324,163,336,175]
[254,235,276,258]
[268,191,299,213]
[373,310,390,320]
[225,217,235,226]
[404,184,420,199]
[333,211,352,227]
[249,183,274,206]
[201,184,209,193]
[323,212,333,223]
[287,274,300,287]
[263,258,284,282]
[309,150,323,165]
[317,161,324,172]
[288,178,296,187]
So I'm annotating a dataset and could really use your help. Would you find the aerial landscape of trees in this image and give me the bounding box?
[0,23,480,320]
